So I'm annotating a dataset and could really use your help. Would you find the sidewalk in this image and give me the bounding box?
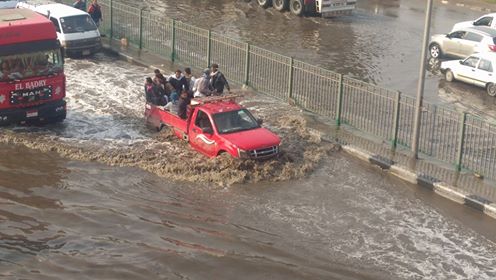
[100,37,496,220]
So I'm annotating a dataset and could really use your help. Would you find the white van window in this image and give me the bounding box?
[49,18,61,33]
[60,15,97,34]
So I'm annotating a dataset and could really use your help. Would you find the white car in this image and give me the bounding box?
[452,13,496,31]
[440,52,496,96]
[429,26,496,59]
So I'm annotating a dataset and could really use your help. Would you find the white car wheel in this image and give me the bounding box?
[429,43,442,59]
[445,70,454,82]
[487,83,496,97]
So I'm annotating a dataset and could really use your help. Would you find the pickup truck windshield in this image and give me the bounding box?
[213,109,260,134]
[60,15,97,34]
[0,49,63,82]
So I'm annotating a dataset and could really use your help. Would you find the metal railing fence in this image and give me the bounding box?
[56,0,496,181]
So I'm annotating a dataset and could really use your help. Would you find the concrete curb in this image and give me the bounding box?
[101,44,496,220]
[342,145,496,220]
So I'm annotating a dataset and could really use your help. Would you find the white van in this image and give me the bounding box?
[18,3,102,56]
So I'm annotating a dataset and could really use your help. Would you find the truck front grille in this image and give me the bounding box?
[249,146,279,159]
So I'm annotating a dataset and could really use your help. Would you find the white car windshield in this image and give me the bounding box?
[213,109,260,134]
[60,15,97,34]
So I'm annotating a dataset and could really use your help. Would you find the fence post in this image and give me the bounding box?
[207,30,212,68]
[288,57,294,99]
[244,43,250,86]
[138,8,144,49]
[336,74,344,126]
[171,19,176,63]
[455,112,467,172]
[391,91,401,149]
[109,0,113,39]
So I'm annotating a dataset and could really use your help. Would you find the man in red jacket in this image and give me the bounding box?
[88,0,103,27]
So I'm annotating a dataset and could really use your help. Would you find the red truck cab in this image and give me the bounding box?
[145,95,281,159]
[0,8,66,125]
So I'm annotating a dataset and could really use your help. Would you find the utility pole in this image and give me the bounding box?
[412,0,434,158]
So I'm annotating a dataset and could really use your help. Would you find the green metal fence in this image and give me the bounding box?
[57,0,496,181]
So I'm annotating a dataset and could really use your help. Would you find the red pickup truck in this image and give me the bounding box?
[144,95,281,159]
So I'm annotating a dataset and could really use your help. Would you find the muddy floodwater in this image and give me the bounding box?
[2,53,496,279]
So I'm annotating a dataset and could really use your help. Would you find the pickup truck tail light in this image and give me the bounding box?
[489,44,496,52]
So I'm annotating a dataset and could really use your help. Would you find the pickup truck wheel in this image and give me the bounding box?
[273,0,288,11]
[487,83,496,97]
[257,0,271,8]
[289,0,304,16]
[429,43,442,59]
[445,69,454,82]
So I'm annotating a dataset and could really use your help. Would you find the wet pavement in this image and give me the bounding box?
[1,51,496,280]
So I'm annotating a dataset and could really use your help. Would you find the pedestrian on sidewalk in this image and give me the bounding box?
[73,0,86,11]
[210,63,230,96]
[88,0,103,27]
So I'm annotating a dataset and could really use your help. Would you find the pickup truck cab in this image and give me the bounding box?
[145,95,281,159]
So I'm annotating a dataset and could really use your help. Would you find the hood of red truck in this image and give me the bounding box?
[220,127,280,151]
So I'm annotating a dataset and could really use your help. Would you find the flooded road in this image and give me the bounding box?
[2,53,496,279]
[135,0,496,116]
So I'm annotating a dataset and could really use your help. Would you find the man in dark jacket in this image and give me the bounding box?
[210,63,230,95]
[177,90,191,120]
[169,69,189,95]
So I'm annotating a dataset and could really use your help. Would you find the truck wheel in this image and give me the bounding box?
[289,0,304,16]
[487,83,496,97]
[257,0,271,8]
[273,0,289,11]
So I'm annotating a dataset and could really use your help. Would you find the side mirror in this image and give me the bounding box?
[202,127,213,135]
[446,34,451,39]
[459,60,464,65]
[257,118,263,125]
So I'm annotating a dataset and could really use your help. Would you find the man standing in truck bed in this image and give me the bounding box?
[210,63,230,96]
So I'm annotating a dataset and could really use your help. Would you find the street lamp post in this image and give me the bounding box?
[412,0,434,159]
